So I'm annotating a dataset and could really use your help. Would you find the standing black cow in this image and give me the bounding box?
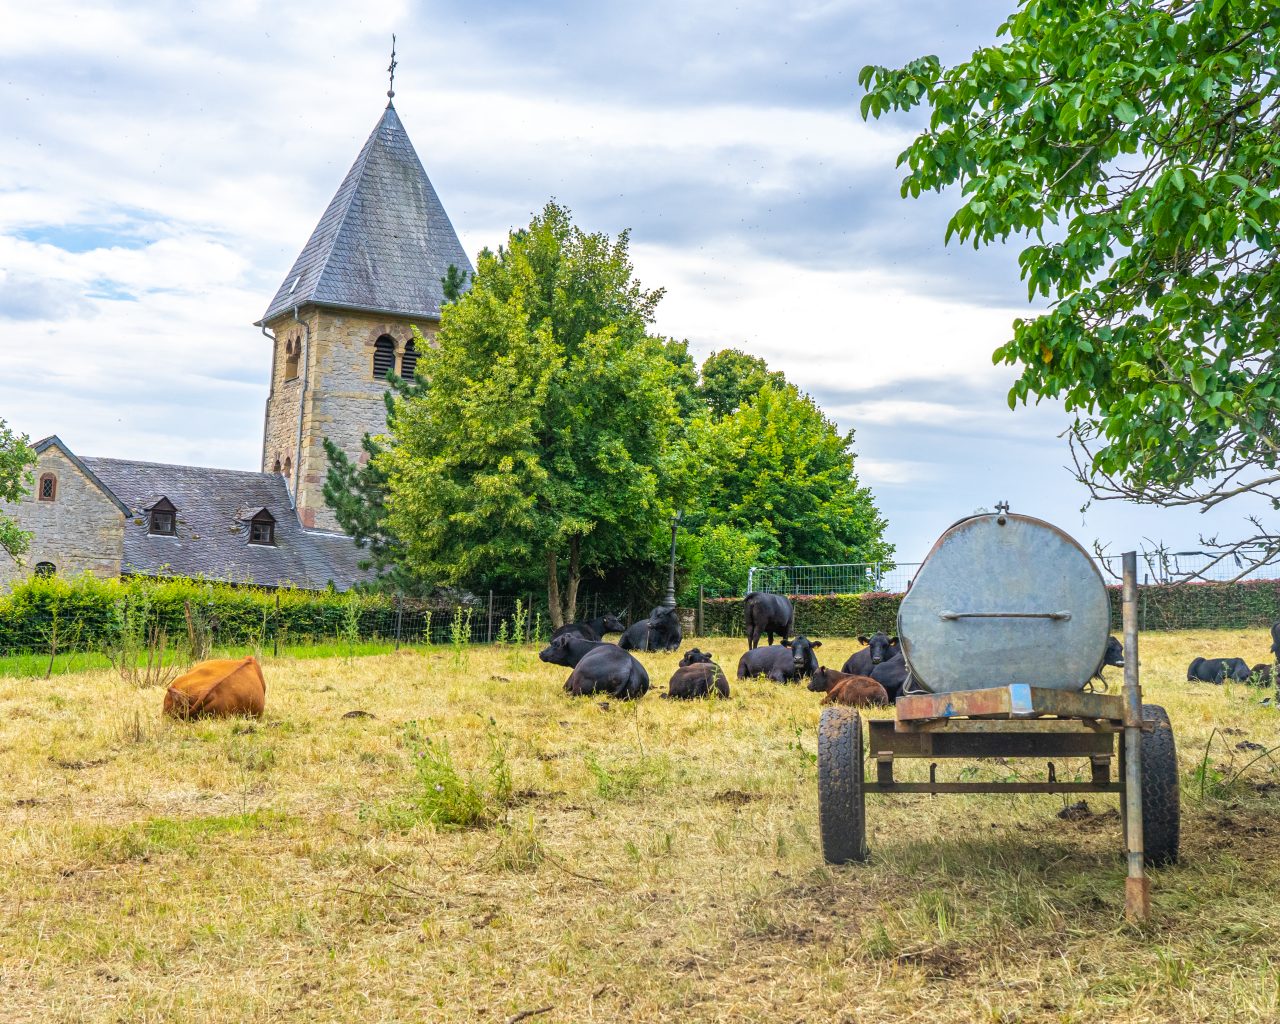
[1092,635,1125,680]
[841,632,901,676]
[619,605,682,652]
[743,593,794,650]
[550,613,627,642]
[1270,620,1280,660]
[1187,656,1252,684]
[737,636,821,683]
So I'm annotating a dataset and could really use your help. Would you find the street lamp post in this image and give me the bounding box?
[663,510,683,609]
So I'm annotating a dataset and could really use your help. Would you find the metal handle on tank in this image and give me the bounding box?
[938,610,1072,621]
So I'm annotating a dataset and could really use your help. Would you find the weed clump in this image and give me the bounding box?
[380,719,513,830]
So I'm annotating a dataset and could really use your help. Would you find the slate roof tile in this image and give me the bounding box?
[259,103,472,325]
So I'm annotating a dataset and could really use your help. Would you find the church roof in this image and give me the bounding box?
[259,102,472,325]
[81,457,372,592]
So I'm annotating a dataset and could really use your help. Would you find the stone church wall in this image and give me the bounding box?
[0,446,124,587]
[264,307,437,531]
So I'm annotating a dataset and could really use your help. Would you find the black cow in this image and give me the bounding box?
[743,592,794,650]
[737,636,821,683]
[619,605,682,652]
[564,645,650,700]
[1187,656,1252,684]
[550,613,627,642]
[1092,635,1125,680]
[870,656,912,701]
[1271,620,1280,659]
[538,634,606,668]
[841,632,901,676]
[1250,663,1274,686]
[664,649,730,699]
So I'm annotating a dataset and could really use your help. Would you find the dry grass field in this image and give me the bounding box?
[2,629,1280,1023]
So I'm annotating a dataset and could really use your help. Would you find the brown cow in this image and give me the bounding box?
[164,656,267,719]
[808,665,888,707]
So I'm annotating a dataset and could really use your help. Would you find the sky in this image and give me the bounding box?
[0,0,1269,565]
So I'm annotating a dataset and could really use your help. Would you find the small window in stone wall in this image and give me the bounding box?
[283,456,292,477]
[273,457,282,473]
[373,335,396,380]
[34,561,55,578]
[401,339,419,380]
[38,473,56,501]
[284,336,301,381]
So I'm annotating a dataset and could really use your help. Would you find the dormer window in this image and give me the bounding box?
[38,473,56,502]
[246,508,277,546]
[146,497,178,536]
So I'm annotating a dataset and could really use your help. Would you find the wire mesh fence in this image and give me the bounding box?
[746,562,919,596]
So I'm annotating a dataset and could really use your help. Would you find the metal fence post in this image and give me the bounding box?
[697,585,704,637]
[394,595,403,651]
[747,567,755,594]
[1121,550,1150,921]
[487,590,494,644]
[273,593,280,658]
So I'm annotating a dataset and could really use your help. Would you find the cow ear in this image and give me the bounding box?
[889,636,899,646]
[857,635,870,645]
[782,639,793,648]
[811,641,822,649]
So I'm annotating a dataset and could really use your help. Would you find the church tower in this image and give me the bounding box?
[257,98,471,531]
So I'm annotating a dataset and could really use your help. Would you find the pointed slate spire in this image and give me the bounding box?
[260,104,472,325]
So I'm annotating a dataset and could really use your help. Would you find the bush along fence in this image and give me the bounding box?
[0,574,555,659]
[701,578,1280,638]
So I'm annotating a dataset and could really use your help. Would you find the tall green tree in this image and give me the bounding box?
[0,419,35,559]
[380,202,682,626]
[861,0,1280,571]
[682,382,892,584]
[699,348,787,419]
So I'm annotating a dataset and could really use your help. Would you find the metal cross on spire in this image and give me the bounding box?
[387,34,398,100]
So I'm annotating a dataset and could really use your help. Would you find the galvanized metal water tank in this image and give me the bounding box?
[897,512,1110,693]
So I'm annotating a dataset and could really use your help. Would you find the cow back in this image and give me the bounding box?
[165,656,266,719]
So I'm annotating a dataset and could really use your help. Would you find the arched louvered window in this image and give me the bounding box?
[400,339,419,380]
[38,473,56,502]
[34,561,56,578]
[373,336,396,381]
[283,337,301,381]
[283,456,292,477]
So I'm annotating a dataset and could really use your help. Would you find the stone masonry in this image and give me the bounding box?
[0,444,124,585]
[261,308,438,532]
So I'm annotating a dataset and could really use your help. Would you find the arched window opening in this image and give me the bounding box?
[283,337,301,381]
[283,456,292,478]
[400,339,419,380]
[34,561,56,578]
[373,335,396,381]
[38,473,56,502]
[273,457,282,473]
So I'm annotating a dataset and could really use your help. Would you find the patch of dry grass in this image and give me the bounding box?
[2,630,1279,1022]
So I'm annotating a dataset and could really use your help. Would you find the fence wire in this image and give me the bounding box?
[747,562,918,596]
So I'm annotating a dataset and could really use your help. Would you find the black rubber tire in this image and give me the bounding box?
[818,706,868,864]
[1122,704,1180,867]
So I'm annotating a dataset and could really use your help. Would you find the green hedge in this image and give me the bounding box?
[0,575,415,655]
[702,580,1280,638]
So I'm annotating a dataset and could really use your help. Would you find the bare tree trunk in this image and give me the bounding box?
[566,534,581,625]
[546,549,564,629]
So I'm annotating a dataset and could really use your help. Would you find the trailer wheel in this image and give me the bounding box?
[818,706,868,864]
[1122,704,1180,867]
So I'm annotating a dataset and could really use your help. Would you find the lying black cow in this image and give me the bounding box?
[619,605,682,652]
[538,634,607,668]
[1251,663,1274,686]
[743,592,794,650]
[737,636,821,683]
[841,632,900,676]
[664,649,730,699]
[550,613,626,642]
[564,646,650,700]
[1187,656,1252,684]
[869,655,912,701]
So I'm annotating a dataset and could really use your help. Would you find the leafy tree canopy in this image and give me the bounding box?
[699,348,787,419]
[379,201,682,625]
[862,0,1280,566]
[0,419,35,559]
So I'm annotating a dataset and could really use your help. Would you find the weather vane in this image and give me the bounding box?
[387,34,398,100]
